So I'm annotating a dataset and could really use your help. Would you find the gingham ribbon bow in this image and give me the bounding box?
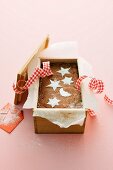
[75,76,113,117]
[13,61,53,94]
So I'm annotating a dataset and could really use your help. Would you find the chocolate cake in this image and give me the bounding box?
[37,62,82,108]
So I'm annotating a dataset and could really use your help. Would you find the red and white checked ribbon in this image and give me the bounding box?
[13,61,53,94]
[75,75,113,117]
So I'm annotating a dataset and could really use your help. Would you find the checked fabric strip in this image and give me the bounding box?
[13,61,53,94]
[104,95,113,105]
[75,75,113,117]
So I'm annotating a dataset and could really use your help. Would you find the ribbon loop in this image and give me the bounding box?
[13,61,53,94]
[75,75,113,117]
[75,75,87,91]
[89,78,104,94]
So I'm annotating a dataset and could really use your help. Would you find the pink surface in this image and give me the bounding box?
[0,0,113,170]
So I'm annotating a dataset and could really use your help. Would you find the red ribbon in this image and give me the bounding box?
[75,76,113,117]
[13,61,53,94]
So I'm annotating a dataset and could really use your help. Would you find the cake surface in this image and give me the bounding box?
[38,62,82,108]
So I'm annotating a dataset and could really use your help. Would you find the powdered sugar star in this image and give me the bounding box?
[57,67,70,77]
[46,80,61,91]
[62,77,73,85]
[47,97,60,107]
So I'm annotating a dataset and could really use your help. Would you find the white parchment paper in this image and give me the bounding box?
[23,41,97,128]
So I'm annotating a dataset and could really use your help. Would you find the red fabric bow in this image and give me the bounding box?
[75,76,113,117]
[13,61,53,94]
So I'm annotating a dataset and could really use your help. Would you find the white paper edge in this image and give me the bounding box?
[33,108,86,128]
[23,57,40,109]
[23,41,97,128]
[77,57,98,112]
[40,41,79,58]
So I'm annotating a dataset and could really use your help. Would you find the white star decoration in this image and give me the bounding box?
[47,80,61,91]
[47,97,60,107]
[46,67,73,106]
[62,77,73,85]
[57,67,70,77]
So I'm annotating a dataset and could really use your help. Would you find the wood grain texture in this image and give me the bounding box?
[14,36,49,105]
[34,115,87,134]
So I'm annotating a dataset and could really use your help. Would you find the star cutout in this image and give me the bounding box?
[46,80,61,91]
[57,67,70,77]
[62,77,73,85]
[47,97,60,107]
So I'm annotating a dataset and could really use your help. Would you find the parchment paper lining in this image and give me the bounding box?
[23,41,97,128]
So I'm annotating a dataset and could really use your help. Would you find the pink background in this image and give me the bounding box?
[0,0,113,170]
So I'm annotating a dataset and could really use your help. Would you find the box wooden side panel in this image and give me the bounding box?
[18,36,49,75]
[34,116,86,134]
[14,36,49,105]
[33,58,87,134]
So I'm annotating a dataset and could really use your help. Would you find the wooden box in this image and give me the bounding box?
[14,36,95,134]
